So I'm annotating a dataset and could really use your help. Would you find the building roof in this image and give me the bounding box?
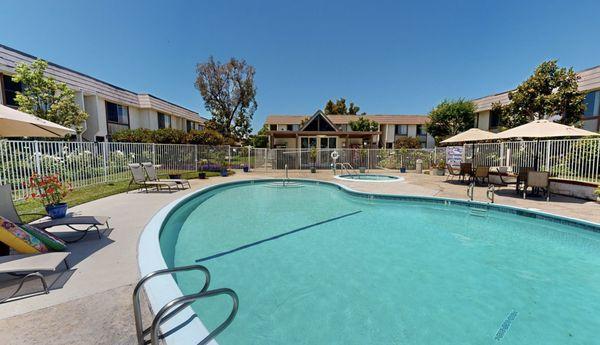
[472,64,600,112]
[0,43,206,123]
[265,114,429,125]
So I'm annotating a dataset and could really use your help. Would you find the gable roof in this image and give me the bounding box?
[265,114,429,125]
[299,110,338,131]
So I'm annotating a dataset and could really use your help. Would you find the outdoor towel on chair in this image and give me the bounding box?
[21,224,67,251]
[0,216,48,254]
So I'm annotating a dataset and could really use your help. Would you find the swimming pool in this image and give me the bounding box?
[334,174,402,182]
[140,179,600,345]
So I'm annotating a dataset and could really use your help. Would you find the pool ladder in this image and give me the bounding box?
[335,162,358,175]
[133,265,238,345]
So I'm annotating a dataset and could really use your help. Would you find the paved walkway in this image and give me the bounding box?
[0,170,597,344]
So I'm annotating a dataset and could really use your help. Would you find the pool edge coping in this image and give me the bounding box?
[138,177,600,344]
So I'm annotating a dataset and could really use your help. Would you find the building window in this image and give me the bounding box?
[2,74,22,107]
[583,91,598,118]
[287,124,293,131]
[395,125,408,135]
[105,101,129,136]
[416,125,426,136]
[186,120,194,132]
[269,124,277,131]
[320,137,337,149]
[158,112,171,129]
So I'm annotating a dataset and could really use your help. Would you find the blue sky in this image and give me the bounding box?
[1,0,599,132]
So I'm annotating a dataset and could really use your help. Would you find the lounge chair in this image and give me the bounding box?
[127,163,178,193]
[0,185,110,243]
[523,171,551,201]
[141,162,191,190]
[473,166,489,185]
[446,164,462,181]
[0,252,70,303]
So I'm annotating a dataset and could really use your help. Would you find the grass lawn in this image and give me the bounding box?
[14,170,230,223]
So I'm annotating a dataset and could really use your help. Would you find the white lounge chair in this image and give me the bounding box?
[127,163,178,193]
[0,252,70,303]
[141,162,190,189]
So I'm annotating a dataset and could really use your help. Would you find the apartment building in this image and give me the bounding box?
[472,64,600,133]
[0,44,206,141]
[264,110,434,149]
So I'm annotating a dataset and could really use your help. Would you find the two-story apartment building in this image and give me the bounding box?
[0,44,206,141]
[472,64,600,133]
[265,110,434,149]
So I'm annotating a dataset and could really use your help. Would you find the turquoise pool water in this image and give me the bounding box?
[159,181,600,345]
[336,174,401,181]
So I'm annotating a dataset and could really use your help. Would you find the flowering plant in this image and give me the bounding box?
[27,173,72,206]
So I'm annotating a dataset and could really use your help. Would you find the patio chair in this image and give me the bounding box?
[446,164,462,181]
[473,166,489,185]
[0,185,110,244]
[523,171,551,201]
[141,162,191,190]
[127,163,178,193]
[0,252,70,303]
[515,167,534,194]
[459,163,473,183]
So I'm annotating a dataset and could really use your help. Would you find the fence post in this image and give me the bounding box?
[152,144,156,165]
[545,140,551,172]
[500,143,505,167]
[33,141,42,175]
[194,145,198,171]
[248,145,251,169]
[102,141,108,183]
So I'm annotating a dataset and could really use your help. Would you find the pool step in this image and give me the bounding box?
[469,207,488,217]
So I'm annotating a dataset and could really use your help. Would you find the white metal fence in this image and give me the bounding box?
[464,138,600,183]
[1,138,599,200]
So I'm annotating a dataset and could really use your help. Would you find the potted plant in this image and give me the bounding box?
[243,165,250,173]
[432,159,446,176]
[219,156,229,177]
[309,147,318,173]
[28,173,72,219]
[398,148,408,173]
[359,148,367,173]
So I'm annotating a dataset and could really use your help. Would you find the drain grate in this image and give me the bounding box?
[495,310,518,341]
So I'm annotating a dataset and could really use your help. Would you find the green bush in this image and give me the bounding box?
[111,128,154,143]
[187,129,225,145]
[394,137,422,149]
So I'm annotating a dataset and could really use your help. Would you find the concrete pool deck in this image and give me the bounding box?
[0,170,598,344]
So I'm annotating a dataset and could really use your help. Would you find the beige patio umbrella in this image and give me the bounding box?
[440,128,498,144]
[0,104,75,137]
[495,119,598,170]
[495,119,598,139]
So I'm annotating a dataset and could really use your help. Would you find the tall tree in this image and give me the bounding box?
[324,98,363,115]
[12,59,88,134]
[498,60,585,127]
[195,56,257,140]
[425,98,476,144]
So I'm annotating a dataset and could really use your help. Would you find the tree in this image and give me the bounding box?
[324,98,363,115]
[499,60,585,127]
[425,98,476,144]
[195,56,257,140]
[12,59,88,134]
[187,129,225,146]
[348,117,379,131]
[394,137,422,149]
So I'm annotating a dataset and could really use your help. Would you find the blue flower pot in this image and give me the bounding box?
[220,169,228,177]
[400,167,407,173]
[46,203,68,219]
[243,166,249,173]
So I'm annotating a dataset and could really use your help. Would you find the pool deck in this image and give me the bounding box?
[0,170,598,344]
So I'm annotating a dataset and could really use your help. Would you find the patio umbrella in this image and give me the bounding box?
[0,104,75,138]
[495,119,598,140]
[495,119,598,170]
[441,128,498,166]
[440,128,498,144]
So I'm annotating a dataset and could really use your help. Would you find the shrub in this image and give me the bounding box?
[394,137,422,149]
[111,128,154,143]
[151,128,188,144]
[187,129,225,146]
